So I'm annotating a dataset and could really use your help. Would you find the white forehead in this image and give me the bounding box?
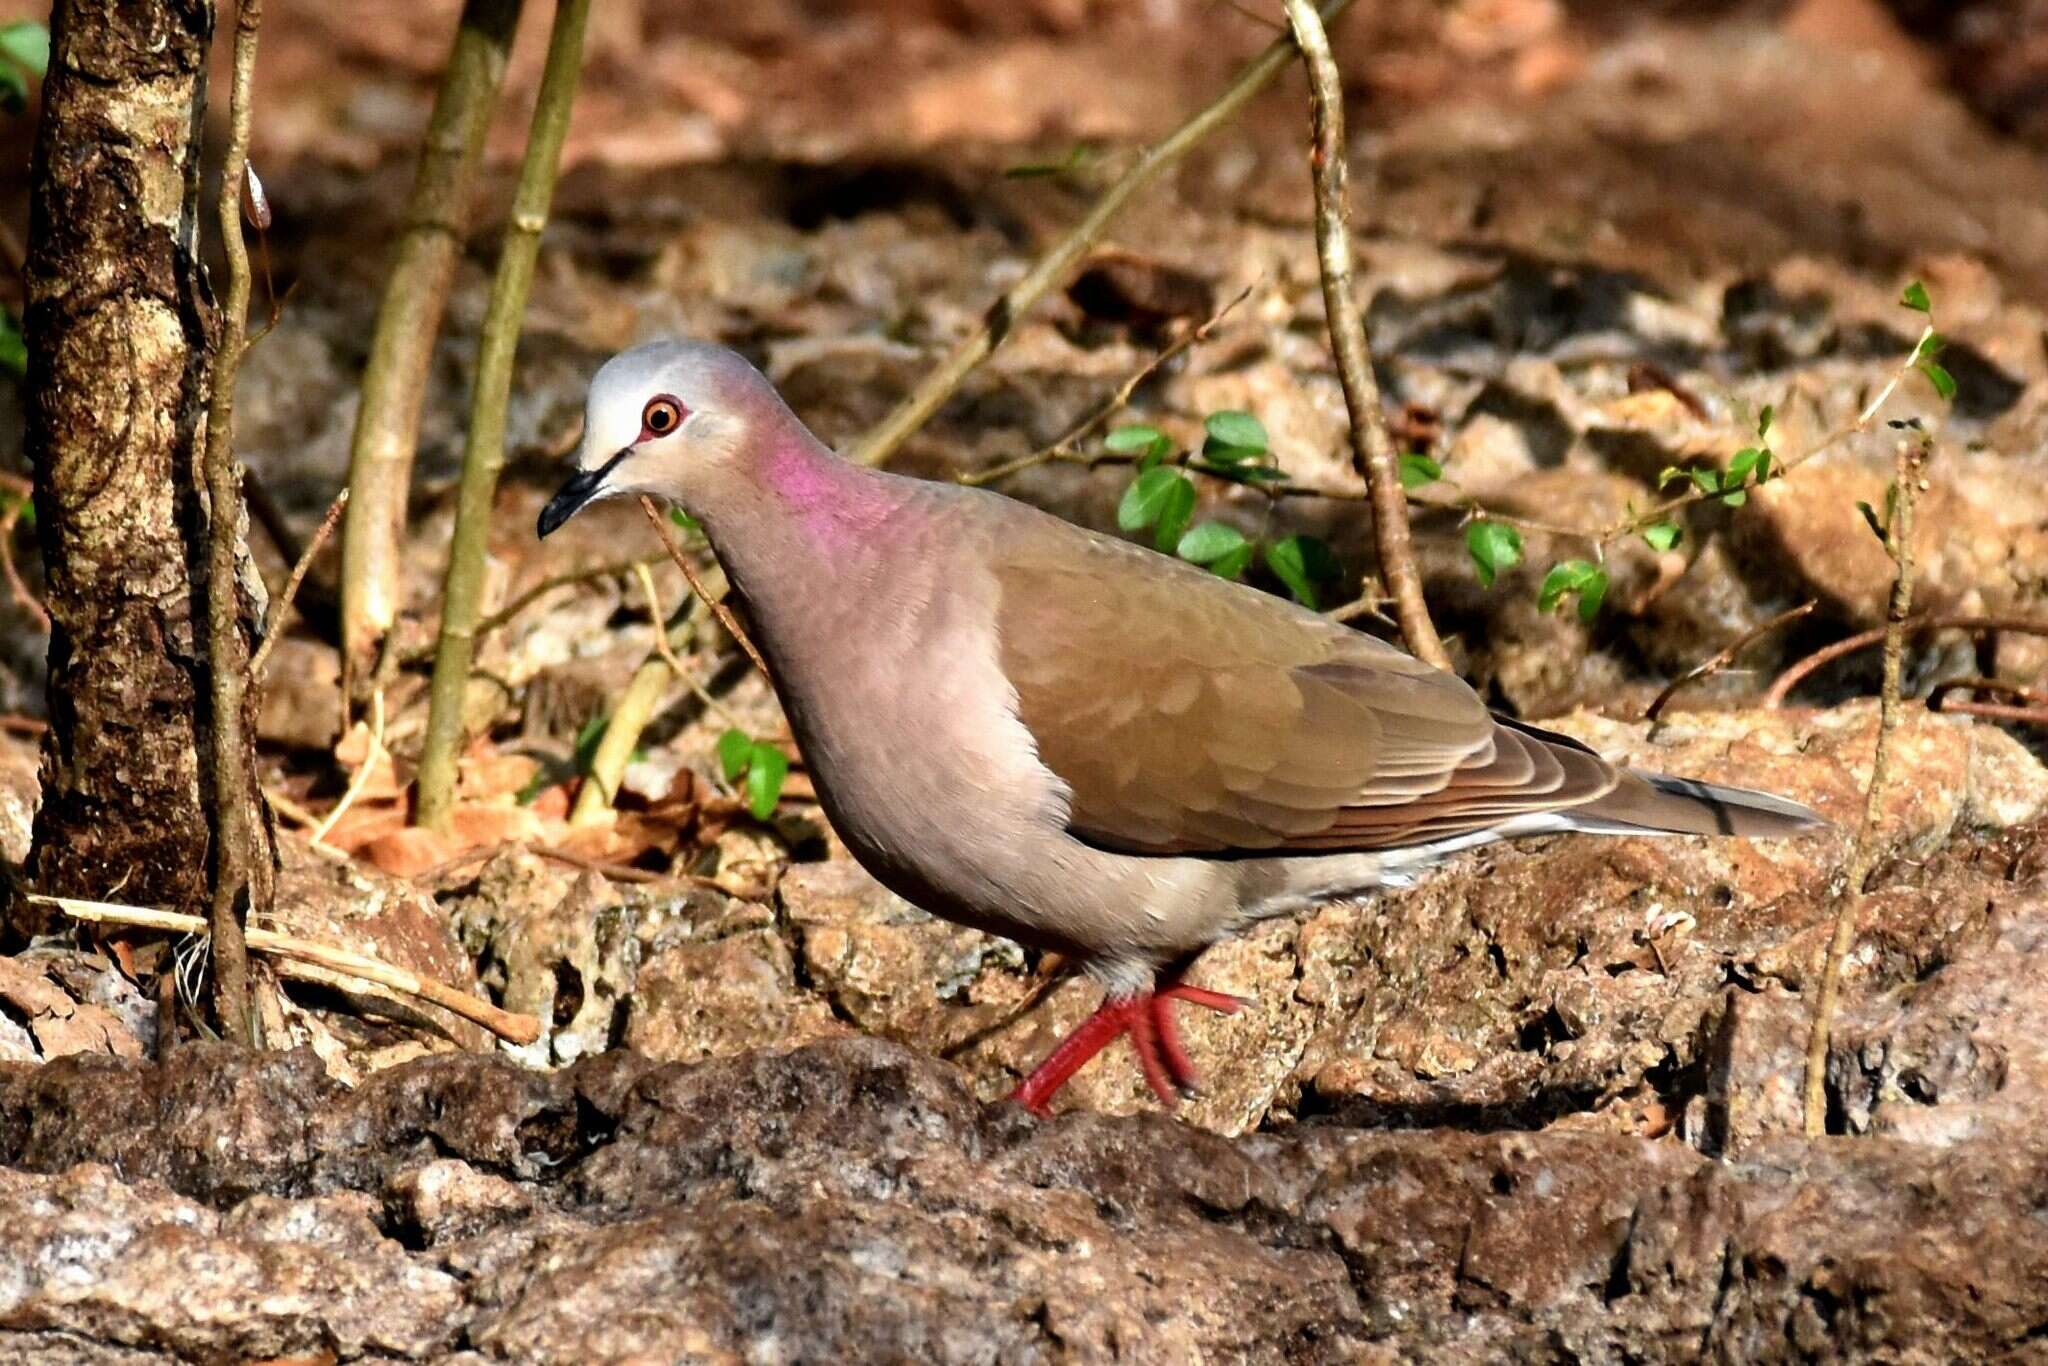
[587,340,764,417]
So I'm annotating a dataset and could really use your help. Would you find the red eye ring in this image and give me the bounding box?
[639,394,687,440]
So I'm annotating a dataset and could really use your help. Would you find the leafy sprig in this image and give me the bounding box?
[718,728,789,822]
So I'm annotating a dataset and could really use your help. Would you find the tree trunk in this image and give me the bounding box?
[17,0,271,946]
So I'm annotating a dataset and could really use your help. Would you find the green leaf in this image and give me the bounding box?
[1657,465,1690,489]
[1465,520,1523,588]
[1757,404,1775,439]
[1727,447,1763,483]
[0,23,49,78]
[1264,535,1338,608]
[1642,520,1681,552]
[1152,473,1197,553]
[1207,541,1255,580]
[1687,467,1722,495]
[1175,520,1248,565]
[1900,280,1932,313]
[1117,466,1182,532]
[1538,559,1608,623]
[717,727,752,783]
[1398,452,1443,489]
[1918,359,1957,402]
[1104,425,1171,467]
[1200,462,1286,484]
[1913,330,1946,363]
[1202,410,1267,462]
[745,743,789,821]
[668,505,700,532]
[1720,489,1748,508]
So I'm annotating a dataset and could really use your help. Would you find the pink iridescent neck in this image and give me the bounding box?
[758,432,899,549]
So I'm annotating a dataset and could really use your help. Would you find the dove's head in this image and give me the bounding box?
[537,340,788,538]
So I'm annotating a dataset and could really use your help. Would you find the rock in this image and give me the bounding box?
[1,1037,2046,1359]
[0,953,144,1063]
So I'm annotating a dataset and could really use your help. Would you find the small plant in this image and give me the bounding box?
[718,728,789,821]
[1109,411,1340,606]
[0,21,47,378]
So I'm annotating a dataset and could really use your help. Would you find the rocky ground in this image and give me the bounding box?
[5,0,2048,1361]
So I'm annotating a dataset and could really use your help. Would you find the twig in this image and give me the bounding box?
[638,495,769,678]
[416,0,591,833]
[248,486,347,684]
[842,0,1357,470]
[958,287,1252,488]
[1284,0,1447,671]
[313,688,385,848]
[200,0,269,1046]
[1644,600,1816,726]
[31,892,542,1045]
[0,490,46,631]
[634,560,741,728]
[396,555,660,666]
[1927,676,2048,712]
[1929,698,2048,727]
[1763,614,2048,708]
[339,0,526,690]
[1803,435,1929,1138]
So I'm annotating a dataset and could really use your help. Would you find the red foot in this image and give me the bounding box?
[1009,982,1247,1116]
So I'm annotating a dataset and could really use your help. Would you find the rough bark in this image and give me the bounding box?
[16,0,269,950]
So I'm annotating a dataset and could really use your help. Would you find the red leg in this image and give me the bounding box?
[1008,979,1250,1116]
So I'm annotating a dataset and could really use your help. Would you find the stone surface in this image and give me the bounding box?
[0,1030,2044,1361]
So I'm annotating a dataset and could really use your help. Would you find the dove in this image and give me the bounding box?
[539,340,1823,1114]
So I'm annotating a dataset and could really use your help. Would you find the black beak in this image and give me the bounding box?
[536,448,629,538]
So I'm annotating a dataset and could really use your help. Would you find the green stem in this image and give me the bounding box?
[338,0,524,693]
[415,0,589,831]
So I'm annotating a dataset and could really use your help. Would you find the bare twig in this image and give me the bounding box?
[1803,435,1930,1138]
[248,487,347,684]
[1763,614,2048,709]
[33,892,542,1045]
[843,0,1357,470]
[200,0,270,1045]
[339,0,526,690]
[638,495,769,678]
[1930,698,2048,727]
[1927,676,2048,712]
[1284,0,1447,670]
[313,689,385,848]
[1645,600,1817,726]
[416,0,591,832]
[0,489,46,631]
[959,287,1252,488]
[634,561,741,728]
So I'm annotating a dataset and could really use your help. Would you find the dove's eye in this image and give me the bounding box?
[640,395,686,439]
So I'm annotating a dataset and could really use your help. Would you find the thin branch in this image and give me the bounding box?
[0,491,46,631]
[312,688,385,848]
[339,0,526,689]
[1927,676,2048,712]
[396,554,661,666]
[634,560,741,729]
[1284,0,1447,670]
[248,486,347,684]
[200,0,268,1045]
[1762,614,2048,709]
[1930,698,2048,727]
[1644,600,1816,727]
[32,892,542,1045]
[1803,435,1930,1138]
[842,0,1357,470]
[958,286,1252,487]
[639,495,769,678]
[416,0,590,832]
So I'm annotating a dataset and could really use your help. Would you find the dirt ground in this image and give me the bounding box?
[4,0,2048,1360]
